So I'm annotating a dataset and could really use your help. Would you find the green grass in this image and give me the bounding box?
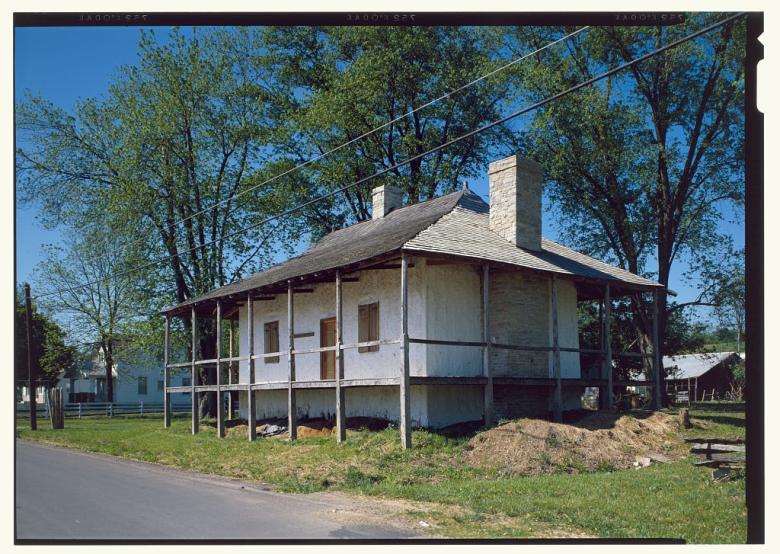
[16,405,747,542]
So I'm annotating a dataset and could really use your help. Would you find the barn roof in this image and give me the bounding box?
[662,352,741,380]
[162,188,661,315]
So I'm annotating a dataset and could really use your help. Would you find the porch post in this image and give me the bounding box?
[287,280,297,441]
[247,292,256,441]
[191,306,199,434]
[652,289,662,410]
[603,283,613,409]
[163,315,171,429]
[228,320,234,419]
[335,269,346,442]
[399,253,411,449]
[216,300,225,438]
[481,263,493,426]
[551,275,562,422]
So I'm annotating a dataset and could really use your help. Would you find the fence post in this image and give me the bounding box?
[140,401,144,416]
[109,403,113,417]
[78,403,82,418]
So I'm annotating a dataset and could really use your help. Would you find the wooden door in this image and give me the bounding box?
[320,318,337,380]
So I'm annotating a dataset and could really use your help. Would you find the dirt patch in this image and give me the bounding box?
[464,410,685,475]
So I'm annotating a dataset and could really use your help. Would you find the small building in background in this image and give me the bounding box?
[663,352,743,402]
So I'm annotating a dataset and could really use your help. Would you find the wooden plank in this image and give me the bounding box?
[287,280,297,441]
[551,276,562,422]
[691,442,745,454]
[342,378,400,387]
[247,292,256,441]
[603,283,613,409]
[191,306,199,435]
[335,269,346,442]
[341,339,400,350]
[216,300,225,438]
[482,263,493,426]
[293,332,315,339]
[408,338,486,347]
[166,361,194,369]
[399,253,411,449]
[194,385,219,392]
[163,315,171,429]
[683,437,745,444]
[491,342,552,352]
[222,384,250,391]
[652,290,662,409]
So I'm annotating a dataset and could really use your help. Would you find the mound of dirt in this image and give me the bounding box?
[464,411,684,475]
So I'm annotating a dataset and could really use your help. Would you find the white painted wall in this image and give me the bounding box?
[547,278,582,379]
[237,261,427,385]
[236,258,582,427]
[424,263,483,376]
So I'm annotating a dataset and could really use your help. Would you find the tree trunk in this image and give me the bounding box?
[197,325,218,418]
[102,341,114,403]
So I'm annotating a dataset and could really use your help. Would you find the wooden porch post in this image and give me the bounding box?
[228,320,234,420]
[247,292,256,441]
[481,263,493,426]
[191,306,199,434]
[163,315,171,429]
[652,289,662,410]
[551,275,562,422]
[216,300,225,438]
[603,283,613,410]
[287,280,297,441]
[335,269,346,442]
[400,253,411,449]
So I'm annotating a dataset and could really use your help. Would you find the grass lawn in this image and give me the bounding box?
[16,404,746,542]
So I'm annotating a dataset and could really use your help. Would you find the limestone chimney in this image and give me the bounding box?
[488,154,543,251]
[371,184,402,219]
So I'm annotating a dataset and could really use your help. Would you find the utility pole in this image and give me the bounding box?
[24,283,37,431]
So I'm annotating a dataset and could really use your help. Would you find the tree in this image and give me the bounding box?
[15,292,77,391]
[507,17,745,401]
[16,28,302,416]
[32,229,146,402]
[255,26,513,238]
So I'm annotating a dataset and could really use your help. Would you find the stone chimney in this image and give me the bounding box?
[371,184,402,219]
[488,154,543,251]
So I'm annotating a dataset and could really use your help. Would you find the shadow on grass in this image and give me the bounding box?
[692,414,745,428]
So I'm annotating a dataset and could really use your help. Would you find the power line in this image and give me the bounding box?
[53,26,592,266]
[32,13,744,303]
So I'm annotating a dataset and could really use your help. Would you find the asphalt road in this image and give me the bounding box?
[15,441,418,540]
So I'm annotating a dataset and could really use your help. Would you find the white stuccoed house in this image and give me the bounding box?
[162,153,664,447]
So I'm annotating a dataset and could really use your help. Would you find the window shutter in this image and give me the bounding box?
[369,303,379,352]
[264,321,279,363]
[358,304,369,353]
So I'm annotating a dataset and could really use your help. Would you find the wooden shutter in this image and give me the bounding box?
[359,303,379,353]
[264,321,279,363]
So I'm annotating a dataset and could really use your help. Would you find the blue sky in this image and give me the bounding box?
[14,26,744,323]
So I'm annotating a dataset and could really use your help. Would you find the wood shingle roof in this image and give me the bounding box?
[163,188,660,315]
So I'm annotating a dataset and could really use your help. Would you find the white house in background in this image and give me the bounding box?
[60,348,190,405]
[162,153,663,446]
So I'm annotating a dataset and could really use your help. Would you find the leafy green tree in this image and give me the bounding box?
[255,26,512,238]
[508,17,745,401]
[16,28,301,415]
[15,292,77,391]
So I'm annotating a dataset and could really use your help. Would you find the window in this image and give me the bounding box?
[138,376,147,395]
[182,376,191,387]
[157,380,164,392]
[358,302,379,352]
[264,321,280,363]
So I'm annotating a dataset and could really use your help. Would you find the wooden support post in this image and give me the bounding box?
[399,253,411,449]
[163,315,171,429]
[335,270,346,442]
[287,281,297,441]
[652,289,662,410]
[481,263,493,426]
[216,300,225,438]
[551,276,563,422]
[191,306,199,434]
[247,292,256,441]
[228,320,234,419]
[24,283,37,431]
[603,283,613,410]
